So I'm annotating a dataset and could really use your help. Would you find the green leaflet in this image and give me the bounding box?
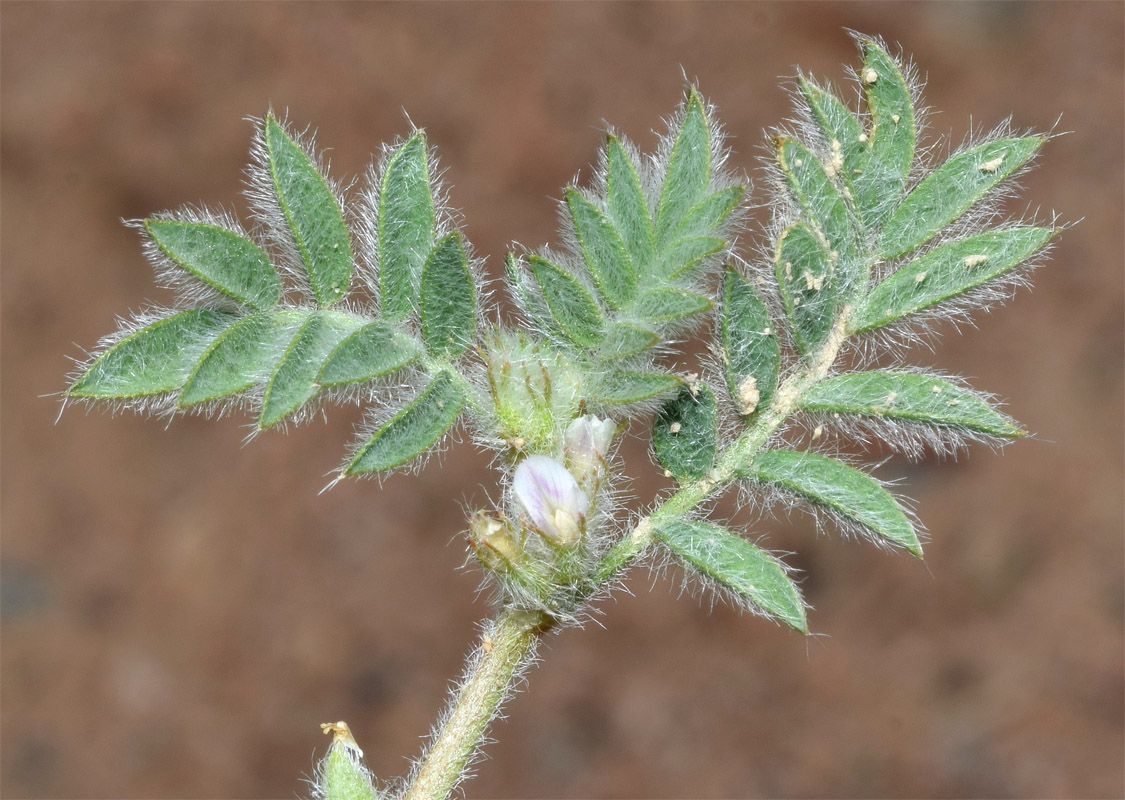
[144,220,281,311]
[589,370,681,405]
[345,371,465,475]
[599,321,658,360]
[721,267,779,418]
[801,372,1024,437]
[379,132,435,320]
[652,383,717,481]
[659,236,724,279]
[877,136,1045,259]
[775,222,838,354]
[264,117,352,307]
[566,189,636,309]
[633,287,712,322]
[505,251,537,321]
[853,226,1054,331]
[776,137,856,270]
[800,76,863,147]
[857,39,915,224]
[605,135,656,269]
[69,309,236,398]
[654,519,807,632]
[745,450,921,555]
[180,309,306,405]
[420,232,476,357]
[318,321,418,387]
[259,311,365,428]
[798,76,866,211]
[665,186,744,243]
[655,89,711,247]
[526,255,605,348]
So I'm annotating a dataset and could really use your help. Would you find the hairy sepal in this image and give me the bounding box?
[313,726,379,800]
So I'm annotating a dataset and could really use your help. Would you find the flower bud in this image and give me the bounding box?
[564,415,616,487]
[512,455,589,547]
[484,332,582,453]
[316,721,377,800]
[468,512,522,572]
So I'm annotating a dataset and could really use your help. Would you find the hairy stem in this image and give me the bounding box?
[402,607,553,800]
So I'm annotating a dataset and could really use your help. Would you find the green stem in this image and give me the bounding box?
[402,607,553,800]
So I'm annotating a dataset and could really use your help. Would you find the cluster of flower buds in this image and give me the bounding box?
[468,414,616,609]
[483,333,582,454]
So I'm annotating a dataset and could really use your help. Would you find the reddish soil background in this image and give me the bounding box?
[3,3,1122,798]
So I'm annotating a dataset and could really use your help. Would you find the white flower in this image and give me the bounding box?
[512,455,589,546]
[564,415,616,485]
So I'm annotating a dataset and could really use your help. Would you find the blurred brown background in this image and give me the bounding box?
[2,3,1122,798]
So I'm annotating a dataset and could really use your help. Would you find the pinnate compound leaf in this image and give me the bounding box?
[589,370,681,405]
[599,321,659,360]
[721,267,779,417]
[605,135,656,268]
[526,255,604,348]
[878,137,1045,259]
[853,226,1054,332]
[318,322,419,388]
[801,372,1024,437]
[744,450,921,556]
[345,371,465,475]
[634,287,712,322]
[179,309,306,405]
[259,312,365,428]
[565,189,636,309]
[652,383,717,481]
[660,236,724,279]
[777,137,857,269]
[775,222,838,354]
[144,220,281,311]
[69,309,237,398]
[654,519,807,632]
[857,39,916,223]
[420,232,476,357]
[655,89,711,247]
[264,117,352,307]
[379,132,435,320]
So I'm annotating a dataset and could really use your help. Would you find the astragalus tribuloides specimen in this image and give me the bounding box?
[63,34,1059,800]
